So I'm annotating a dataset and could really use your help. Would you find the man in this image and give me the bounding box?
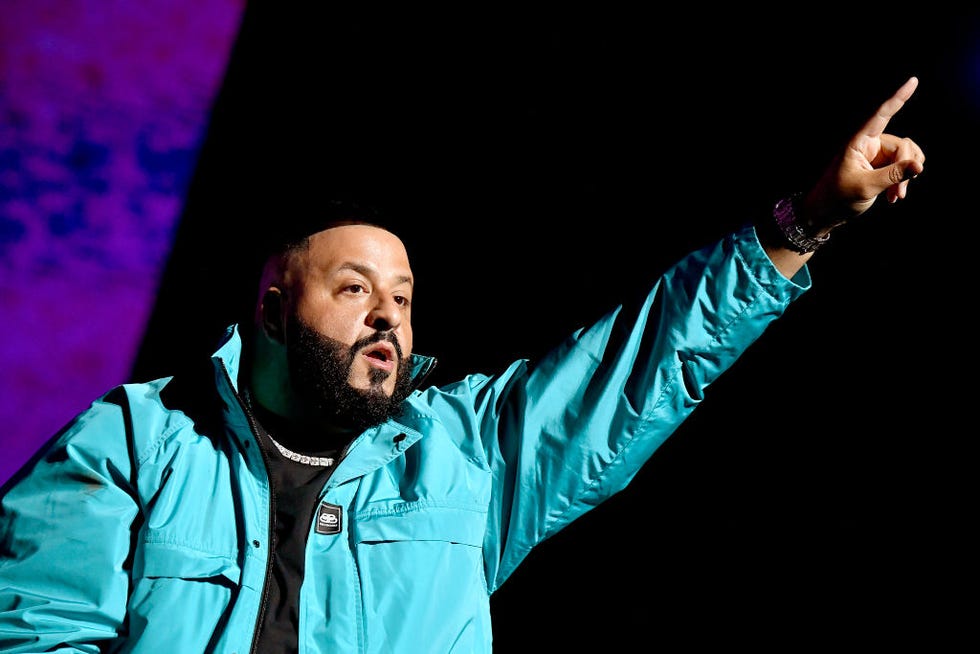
[0,77,925,652]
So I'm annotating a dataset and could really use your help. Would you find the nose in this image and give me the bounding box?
[367,295,400,332]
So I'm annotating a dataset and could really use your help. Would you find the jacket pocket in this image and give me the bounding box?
[125,541,241,649]
[346,505,491,649]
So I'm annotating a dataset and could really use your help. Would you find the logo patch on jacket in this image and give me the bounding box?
[316,502,342,535]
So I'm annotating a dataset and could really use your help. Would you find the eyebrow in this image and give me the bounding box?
[339,262,413,287]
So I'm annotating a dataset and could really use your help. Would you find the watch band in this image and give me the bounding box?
[772,193,830,254]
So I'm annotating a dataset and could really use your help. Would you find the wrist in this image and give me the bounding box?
[768,193,830,254]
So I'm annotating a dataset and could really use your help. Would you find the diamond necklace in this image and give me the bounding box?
[268,435,335,467]
[244,388,335,467]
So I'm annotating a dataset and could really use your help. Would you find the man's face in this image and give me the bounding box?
[278,224,416,428]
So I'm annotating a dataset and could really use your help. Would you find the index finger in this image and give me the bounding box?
[858,76,919,139]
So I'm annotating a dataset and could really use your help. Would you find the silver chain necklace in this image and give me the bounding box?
[242,389,335,467]
[268,435,335,467]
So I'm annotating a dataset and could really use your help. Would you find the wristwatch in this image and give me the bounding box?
[773,194,830,254]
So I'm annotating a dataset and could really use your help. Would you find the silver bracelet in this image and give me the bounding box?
[773,194,830,254]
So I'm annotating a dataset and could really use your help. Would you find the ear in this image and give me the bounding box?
[260,288,285,343]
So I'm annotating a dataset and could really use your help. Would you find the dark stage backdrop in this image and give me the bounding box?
[4,4,978,650]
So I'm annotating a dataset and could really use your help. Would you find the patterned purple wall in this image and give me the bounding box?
[0,1,245,483]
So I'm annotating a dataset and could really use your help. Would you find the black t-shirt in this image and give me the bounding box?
[250,410,337,654]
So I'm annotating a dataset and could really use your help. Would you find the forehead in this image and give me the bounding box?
[298,224,413,282]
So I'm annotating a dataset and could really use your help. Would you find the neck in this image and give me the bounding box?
[246,387,352,455]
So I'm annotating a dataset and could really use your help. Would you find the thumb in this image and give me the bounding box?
[870,159,922,197]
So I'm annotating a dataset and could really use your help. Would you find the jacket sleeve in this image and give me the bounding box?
[0,388,141,652]
[481,224,811,589]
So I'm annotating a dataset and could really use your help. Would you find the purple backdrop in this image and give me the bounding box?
[0,0,245,484]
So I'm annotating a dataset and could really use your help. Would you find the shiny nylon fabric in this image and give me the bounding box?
[0,224,808,653]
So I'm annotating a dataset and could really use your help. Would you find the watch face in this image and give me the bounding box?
[773,195,797,228]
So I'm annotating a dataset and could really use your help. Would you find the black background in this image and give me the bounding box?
[135,6,977,649]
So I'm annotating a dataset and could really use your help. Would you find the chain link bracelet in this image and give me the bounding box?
[771,193,830,254]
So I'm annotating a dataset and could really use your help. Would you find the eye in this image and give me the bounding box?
[343,283,367,294]
[394,295,411,307]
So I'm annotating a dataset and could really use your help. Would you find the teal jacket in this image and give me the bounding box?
[0,225,808,653]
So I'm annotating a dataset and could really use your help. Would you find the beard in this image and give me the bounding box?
[286,317,414,432]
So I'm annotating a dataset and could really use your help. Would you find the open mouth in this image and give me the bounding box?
[362,342,396,371]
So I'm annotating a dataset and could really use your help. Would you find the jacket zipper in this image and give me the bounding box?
[217,362,277,654]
